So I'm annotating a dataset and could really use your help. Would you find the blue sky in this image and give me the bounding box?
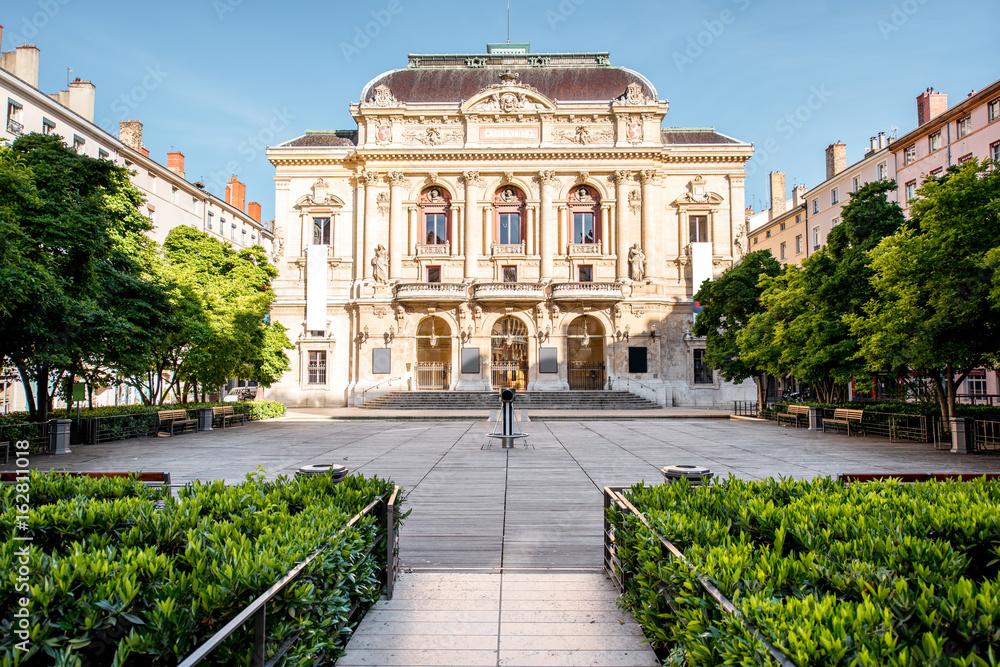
[3,0,997,222]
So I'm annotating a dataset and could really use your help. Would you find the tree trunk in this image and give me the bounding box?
[16,363,37,420]
[35,361,50,423]
[756,373,767,416]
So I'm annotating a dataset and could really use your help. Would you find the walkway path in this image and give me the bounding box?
[7,417,999,665]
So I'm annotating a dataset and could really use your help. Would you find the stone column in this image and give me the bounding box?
[614,170,632,280]
[482,204,493,256]
[453,204,464,257]
[539,170,558,279]
[640,170,661,279]
[407,206,417,256]
[600,204,611,255]
[526,206,536,255]
[387,172,407,280]
[462,171,485,278]
[558,205,568,250]
[362,171,380,279]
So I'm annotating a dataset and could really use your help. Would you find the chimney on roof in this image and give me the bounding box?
[825,143,847,180]
[792,185,806,209]
[140,147,149,157]
[120,120,142,152]
[66,78,95,122]
[225,175,246,212]
[0,42,41,88]
[769,172,786,216]
[248,202,261,223]
[167,150,185,178]
[744,206,754,221]
[917,87,947,125]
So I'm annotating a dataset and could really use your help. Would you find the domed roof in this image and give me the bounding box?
[360,52,658,106]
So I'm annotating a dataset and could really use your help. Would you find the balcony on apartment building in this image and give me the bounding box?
[550,282,624,301]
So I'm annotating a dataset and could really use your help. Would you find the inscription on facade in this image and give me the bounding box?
[479,126,539,142]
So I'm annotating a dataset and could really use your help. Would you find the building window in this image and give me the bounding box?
[813,226,820,251]
[990,99,1000,123]
[753,236,758,245]
[494,185,526,245]
[569,185,600,244]
[693,349,713,384]
[307,351,327,385]
[779,242,786,260]
[795,235,803,255]
[904,145,917,165]
[812,199,819,214]
[830,188,839,205]
[578,265,593,283]
[426,266,441,283]
[502,265,517,283]
[689,215,708,243]
[966,371,987,396]
[42,117,56,135]
[852,176,860,193]
[420,186,451,246]
[992,141,1000,162]
[779,222,786,231]
[98,148,109,160]
[905,180,916,201]
[929,132,942,152]
[795,214,801,223]
[831,217,839,227]
[6,98,23,136]
[766,230,771,238]
[72,134,86,153]
[171,186,179,204]
[957,116,972,138]
[313,217,331,245]
[231,223,236,242]
[958,153,974,165]
[877,162,887,180]
[207,211,214,231]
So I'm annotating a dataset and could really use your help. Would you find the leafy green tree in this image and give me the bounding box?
[739,181,910,403]
[693,250,782,408]
[0,134,159,421]
[849,159,1000,423]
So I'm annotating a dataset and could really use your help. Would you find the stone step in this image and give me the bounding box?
[362,390,660,410]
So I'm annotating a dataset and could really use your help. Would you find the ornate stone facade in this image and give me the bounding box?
[266,47,755,407]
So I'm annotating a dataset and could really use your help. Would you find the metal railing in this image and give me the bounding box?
[178,486,400,667]
[0,421,52,454]
[733,401,759,417]
[957,393,999,406]
[88,412,160,443]
[415,362,450,390]
[362,377,402,404]
[6,117,23,136]
[491,362,527,390]
[972,420,1000,452]
[604,487,797,667]
[568,364,606,390]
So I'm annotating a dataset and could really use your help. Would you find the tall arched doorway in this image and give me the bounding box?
[491,317,528,390]
[415,316,452,390]
[567,315,606,390]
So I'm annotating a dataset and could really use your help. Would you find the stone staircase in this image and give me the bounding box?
[360,390,660,410]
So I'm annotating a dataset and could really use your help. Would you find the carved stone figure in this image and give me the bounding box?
[372,85,398,108]
[629,243,646,282]
[372,245,388,284]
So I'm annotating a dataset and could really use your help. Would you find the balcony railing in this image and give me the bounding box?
[567,243,602,255]
[394,283,467,301]
[473,282,545,301]
[550,282,624,300]
[6,117,24,136]
[492,243,526,255]
[415,243,450,256]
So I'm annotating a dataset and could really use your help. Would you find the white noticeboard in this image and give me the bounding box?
[306,245,328,331]
[690,242,713,296]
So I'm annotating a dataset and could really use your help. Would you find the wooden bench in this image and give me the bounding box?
[776,404,809,427]
[823,408,864,436]
[213,405,246,429]
[1,471,172,496]
[157,409,197,436]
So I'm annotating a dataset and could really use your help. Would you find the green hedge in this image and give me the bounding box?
[0,470,401,666]
[611,477,1000,666]
[771,401,1000,421]
[0,401,286,428]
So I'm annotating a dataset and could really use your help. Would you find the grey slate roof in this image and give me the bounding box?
[661,129,742,145]
[279,131,358,147]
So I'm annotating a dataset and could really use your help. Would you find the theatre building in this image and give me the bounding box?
[266,45,755,407]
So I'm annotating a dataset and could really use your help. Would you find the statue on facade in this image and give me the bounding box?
[372,245,388,284]
[629,243,646,281]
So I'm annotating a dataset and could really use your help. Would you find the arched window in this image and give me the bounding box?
[493,185,526,246]
[419,186,451,245]
[568,185,600,244]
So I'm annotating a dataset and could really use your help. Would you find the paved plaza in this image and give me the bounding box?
[8,417,1000,665]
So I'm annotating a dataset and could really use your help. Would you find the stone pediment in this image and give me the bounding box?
[462,74,557,114]
[674,191,724,206]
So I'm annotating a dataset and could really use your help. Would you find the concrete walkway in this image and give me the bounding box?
[7,418,1000,666]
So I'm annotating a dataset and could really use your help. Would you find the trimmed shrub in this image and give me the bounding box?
[0,470,400,666]
[611,477,1000,665]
